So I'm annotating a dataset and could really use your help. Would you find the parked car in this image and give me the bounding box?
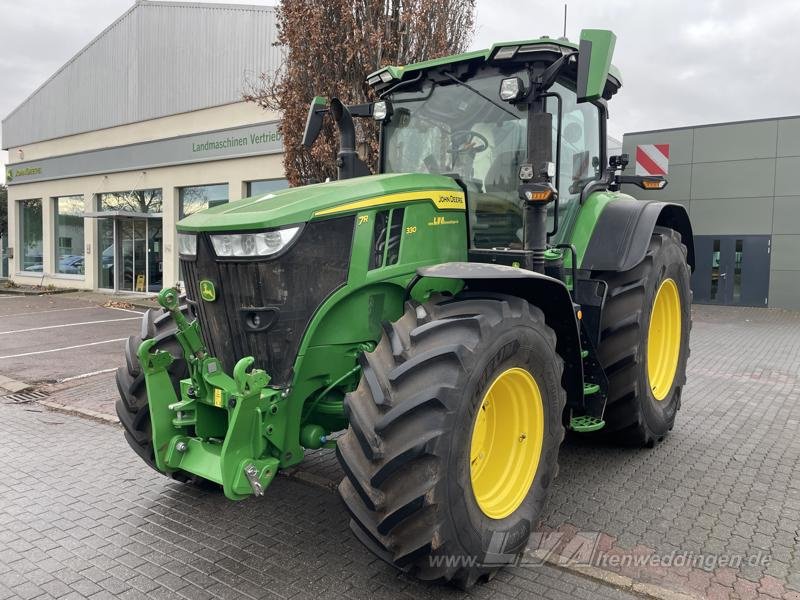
[57,255,85,274]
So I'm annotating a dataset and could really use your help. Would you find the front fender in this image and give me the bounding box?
[582,200,694,272]
[416,263,583,411]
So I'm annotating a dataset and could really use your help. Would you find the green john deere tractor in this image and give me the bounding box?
[116,29,693,586]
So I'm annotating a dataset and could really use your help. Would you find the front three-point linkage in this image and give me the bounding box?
[137,287,280,500]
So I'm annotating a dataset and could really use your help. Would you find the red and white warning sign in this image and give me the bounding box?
[635,144,669,176]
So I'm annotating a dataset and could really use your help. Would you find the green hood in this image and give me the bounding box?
[177,173,463,232]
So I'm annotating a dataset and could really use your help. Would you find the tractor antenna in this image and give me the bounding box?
[563,4,568,38]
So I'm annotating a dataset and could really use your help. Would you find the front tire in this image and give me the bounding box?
[592,226,692,446]
[115,304,193,481]
[337,293,566,587]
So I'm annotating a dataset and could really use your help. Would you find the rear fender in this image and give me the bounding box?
[582,200,694,272]
[416,263,583,411]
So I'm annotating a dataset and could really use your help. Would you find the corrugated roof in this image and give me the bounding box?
[2,0,282,149]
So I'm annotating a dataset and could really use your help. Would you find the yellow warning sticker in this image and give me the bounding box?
[213,388,223,408]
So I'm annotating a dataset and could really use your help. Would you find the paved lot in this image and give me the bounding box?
[1,297,800,599]
[0,402,636,600]
[0,294,143,384]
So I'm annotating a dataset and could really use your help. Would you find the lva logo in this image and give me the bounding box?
[428,215,459,227]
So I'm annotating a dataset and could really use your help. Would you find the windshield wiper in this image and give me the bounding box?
[442,72,520,120]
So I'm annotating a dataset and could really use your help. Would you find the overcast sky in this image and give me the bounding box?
[2,0,800,180]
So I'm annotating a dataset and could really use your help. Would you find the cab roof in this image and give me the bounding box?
[367,36,622,98]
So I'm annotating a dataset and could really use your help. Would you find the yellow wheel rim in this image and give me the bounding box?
[469,367,544,519]
[647,278,682,401]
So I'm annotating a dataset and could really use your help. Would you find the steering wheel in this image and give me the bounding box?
[450,130,489,154]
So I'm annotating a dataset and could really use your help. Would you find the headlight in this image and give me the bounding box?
[210,226,301,258]
[493,45,518,60]
[177,233,197,257]
[373,100,393,121]
[499,77,524,101]
[373,100,389,121]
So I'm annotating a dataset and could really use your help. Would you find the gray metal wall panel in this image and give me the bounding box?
[689,197,773,236]
[770,234,800,270]
[774,157,800,197]
[622,129,694,166]
[621,163,692,202]
[768,271,800,310]
[692,121,778,163]
[773,196,800,234]
[690,159,775,199]
[623,117,800,310]
[2,2,280,148]
[777,118,800,157]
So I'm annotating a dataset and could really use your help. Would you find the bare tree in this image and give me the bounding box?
[245,0,476,186]
[100,189,162,213]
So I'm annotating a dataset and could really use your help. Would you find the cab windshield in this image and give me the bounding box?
[383,70,529,248]
[382,70,601,248]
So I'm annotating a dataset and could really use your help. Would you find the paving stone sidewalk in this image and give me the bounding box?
[0,401,637,600]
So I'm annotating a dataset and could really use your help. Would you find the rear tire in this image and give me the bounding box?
[592,226,692,446]
[115,304,195,482]
[337,293,566,588]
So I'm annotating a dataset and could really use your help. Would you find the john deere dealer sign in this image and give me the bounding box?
[6,121,283,185]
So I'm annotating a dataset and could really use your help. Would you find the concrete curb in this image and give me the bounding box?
[0,286,77,296]
[61,291,160,310]
[38,400,120,426]
[0,376,32,394]
[279,467,339,492]
[534,550,702,600]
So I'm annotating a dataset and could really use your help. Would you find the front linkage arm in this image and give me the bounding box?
[136,287,282,500]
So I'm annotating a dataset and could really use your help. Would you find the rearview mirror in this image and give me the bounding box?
[576,29,616,103]
[302,96,328,148]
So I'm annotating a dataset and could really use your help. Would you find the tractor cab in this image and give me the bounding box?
[301,30,667,279]
[373,36,617,250]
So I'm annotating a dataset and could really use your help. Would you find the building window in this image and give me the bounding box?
[246,179,289,197]
[19,199,43,273]
[179,184,229,219]
[54,195,85,276]
[98,189,162,213]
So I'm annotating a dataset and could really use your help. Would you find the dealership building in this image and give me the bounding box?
[2,0,286,293]
[623,117,800,310]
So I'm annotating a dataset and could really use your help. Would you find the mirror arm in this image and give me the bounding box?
[533,51,578,95]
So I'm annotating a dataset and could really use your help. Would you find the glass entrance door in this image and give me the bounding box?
[118,219,147,292]
[147,220,163,292]
[99,218,115,289]
[96,216,162,293]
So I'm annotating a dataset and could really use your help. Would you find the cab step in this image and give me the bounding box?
[570,415,606,432]
[583,383,600,395]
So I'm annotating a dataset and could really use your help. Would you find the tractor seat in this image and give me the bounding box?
[484,150,524,194]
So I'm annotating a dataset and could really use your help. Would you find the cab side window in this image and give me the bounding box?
[547,82,601,237]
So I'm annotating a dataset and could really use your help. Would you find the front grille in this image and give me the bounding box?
[181,217,355,386]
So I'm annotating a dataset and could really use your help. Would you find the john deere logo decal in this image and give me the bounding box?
[200,280,216,302]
